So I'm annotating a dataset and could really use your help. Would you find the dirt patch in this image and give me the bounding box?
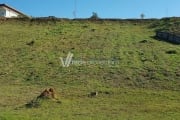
[25,88,60,108]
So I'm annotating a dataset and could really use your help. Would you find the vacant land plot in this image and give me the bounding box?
[0,18,179,120]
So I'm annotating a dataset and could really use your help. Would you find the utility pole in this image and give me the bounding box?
[73,0,77,18]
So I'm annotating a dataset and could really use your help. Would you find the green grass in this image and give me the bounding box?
[150,17,180,35]
[0,18,180,120]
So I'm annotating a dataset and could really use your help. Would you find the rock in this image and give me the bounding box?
[88,91,98,97]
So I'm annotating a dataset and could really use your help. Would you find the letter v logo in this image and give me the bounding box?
[60,52,73,67]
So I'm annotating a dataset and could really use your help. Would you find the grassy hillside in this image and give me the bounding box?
[150,17,180,35]
[0,18,180,120]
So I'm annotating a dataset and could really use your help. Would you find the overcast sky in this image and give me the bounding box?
[1,0,180,18]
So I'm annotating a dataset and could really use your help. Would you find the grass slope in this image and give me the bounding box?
[0,18,180,120]
[150,17,180,35]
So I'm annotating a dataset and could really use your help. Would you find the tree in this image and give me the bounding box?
[140,13,145,19]
[90,12,99,19]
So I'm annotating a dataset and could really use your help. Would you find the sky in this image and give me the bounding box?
[0,0,180,19]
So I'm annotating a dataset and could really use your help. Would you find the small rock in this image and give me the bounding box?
[88,91,98,97]
[26,40,35,46]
